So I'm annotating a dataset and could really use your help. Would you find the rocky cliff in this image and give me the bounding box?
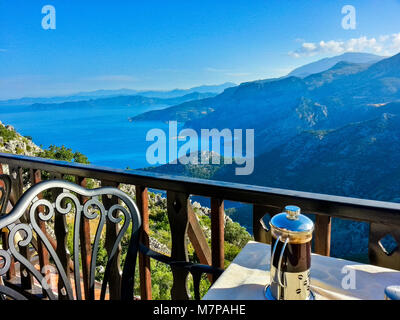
[0,121,42,156]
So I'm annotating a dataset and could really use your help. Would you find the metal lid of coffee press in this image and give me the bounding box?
[270,205,314,243]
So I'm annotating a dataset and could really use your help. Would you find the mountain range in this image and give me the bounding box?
[27,91,218,110]
[141,52,400,203]
[0,82,236,106]
[287,52,384,78]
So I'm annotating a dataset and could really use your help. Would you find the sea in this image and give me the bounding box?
[0,103,177,169]
[0,102,243,209]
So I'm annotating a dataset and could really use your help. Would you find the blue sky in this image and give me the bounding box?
[1,0,400,99]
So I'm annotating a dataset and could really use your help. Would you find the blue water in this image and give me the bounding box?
[0,103,243,210]
[0,104,172,169]
[0,103,241,169]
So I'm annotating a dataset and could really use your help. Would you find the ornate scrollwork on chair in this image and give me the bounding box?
[0,179,141,300]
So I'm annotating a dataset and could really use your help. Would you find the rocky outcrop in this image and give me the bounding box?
[0,122,42,156]
[149,237,170,256]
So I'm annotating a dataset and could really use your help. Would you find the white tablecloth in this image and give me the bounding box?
[203,241,400,300]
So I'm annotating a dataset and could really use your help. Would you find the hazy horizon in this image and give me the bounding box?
[0,51,394,101]
[2,0,400,99]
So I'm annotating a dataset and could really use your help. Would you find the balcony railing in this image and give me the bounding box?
[0,152,400,300]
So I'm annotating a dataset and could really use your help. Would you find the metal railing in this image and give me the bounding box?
[0,152,400,299]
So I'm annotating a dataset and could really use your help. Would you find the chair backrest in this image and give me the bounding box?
[0,179,141,300]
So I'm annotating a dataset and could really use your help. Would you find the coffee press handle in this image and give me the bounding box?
[271,236,289,288]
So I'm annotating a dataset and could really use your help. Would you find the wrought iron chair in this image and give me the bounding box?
[0,179,222,300]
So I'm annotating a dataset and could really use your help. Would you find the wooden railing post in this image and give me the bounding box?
[187,203,213,283]
[211,198,224,283]
[75,176,92,299]
[314,215,332,256]
[187,204,212,266]
[167,191,190,300]
[101,180,122,300]
[135,185,152,300]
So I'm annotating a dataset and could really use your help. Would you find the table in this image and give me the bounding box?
[203,241,400,300]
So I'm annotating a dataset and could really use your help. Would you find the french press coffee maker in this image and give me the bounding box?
[265,205,315,300]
